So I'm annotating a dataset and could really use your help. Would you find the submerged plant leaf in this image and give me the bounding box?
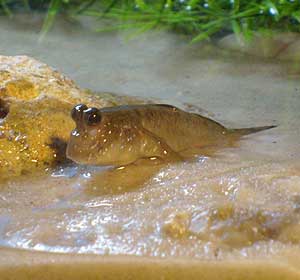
[1,0,12,16]
[231,19,241,36]
[1,0,300,42]
[263,0,280,21]
[40,0,62,40]
[292,10,300,23]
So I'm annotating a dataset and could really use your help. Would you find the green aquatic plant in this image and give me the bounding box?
[1,0,300,41]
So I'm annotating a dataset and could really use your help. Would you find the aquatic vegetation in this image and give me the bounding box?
[1,1,300,41]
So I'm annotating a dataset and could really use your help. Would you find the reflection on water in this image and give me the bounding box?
[1,149,300,260]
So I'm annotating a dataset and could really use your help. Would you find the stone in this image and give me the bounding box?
[218,32,299,59]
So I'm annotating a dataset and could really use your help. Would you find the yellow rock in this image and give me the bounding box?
[0,97,73,178]
[1,78,39,100]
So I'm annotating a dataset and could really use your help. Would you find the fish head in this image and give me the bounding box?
[66,104,144,166]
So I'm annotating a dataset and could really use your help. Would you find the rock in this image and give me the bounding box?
[0,55,142,180]
[218,32,299,59]
[277,40,300,60]
[162,212,192,239]
[0,97,74,178]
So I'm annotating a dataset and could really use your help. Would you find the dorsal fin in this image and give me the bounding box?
[156,104,179,110]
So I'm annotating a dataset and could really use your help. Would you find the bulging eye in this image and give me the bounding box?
[71,104,88,121]
[84,107,102,126]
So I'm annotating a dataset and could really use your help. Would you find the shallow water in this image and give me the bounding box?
[1,13,300,268]
[1,151,300,260]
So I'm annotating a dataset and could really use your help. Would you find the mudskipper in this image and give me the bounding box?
[67,104,275,195]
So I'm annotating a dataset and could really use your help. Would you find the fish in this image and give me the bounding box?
[66,103,275,167]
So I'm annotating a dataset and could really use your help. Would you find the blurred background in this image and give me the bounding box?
[0,0,299,134]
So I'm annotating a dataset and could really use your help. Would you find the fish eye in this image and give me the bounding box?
[84,107,102,126]
[71,104,88,121]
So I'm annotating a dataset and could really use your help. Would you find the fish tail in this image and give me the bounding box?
[229,125,276,135]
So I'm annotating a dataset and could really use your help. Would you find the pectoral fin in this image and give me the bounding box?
[84,163,162,196]
[138,125,183,162]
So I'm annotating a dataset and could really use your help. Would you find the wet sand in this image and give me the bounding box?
[1,248,300,280]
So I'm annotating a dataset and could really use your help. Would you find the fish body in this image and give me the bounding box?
[66,104,275,166]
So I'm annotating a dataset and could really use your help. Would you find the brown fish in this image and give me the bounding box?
[66,104,275,167]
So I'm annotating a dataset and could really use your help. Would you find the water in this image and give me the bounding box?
[1,156,300,259]
[1,12,300,278]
